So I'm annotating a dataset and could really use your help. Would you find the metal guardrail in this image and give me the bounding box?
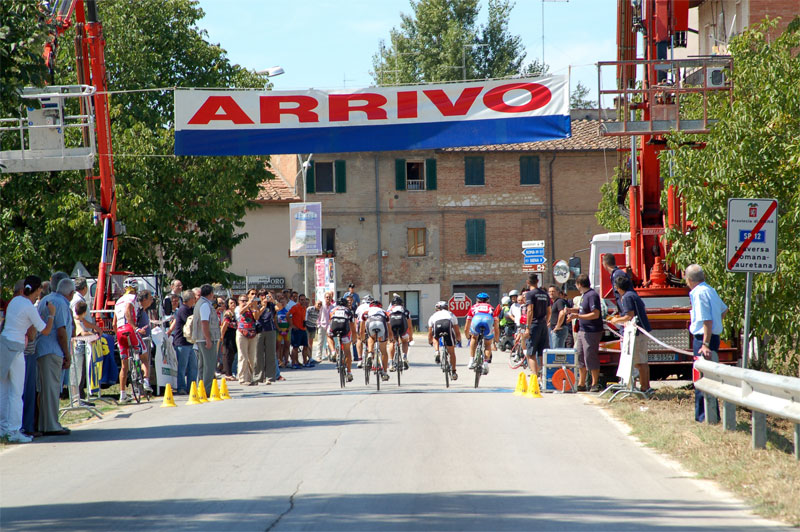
[694,358,800,460]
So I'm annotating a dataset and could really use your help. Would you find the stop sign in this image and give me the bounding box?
[448,294,472,318]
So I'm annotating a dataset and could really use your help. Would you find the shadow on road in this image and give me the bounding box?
[63,418,371,443]
[0,491,778,531]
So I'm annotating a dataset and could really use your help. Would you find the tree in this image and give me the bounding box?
[570,81,594,109]
[0,0,271,296]
[0,0,48,116]
[371,0,539,85]
[661,19,800,375]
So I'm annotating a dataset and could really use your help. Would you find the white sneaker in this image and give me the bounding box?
[143,380,153,393]
[468,359,477,370]
[482,362,489,375]
[6,431,33,443]
[357,359,363,368]
[119,394,131,403]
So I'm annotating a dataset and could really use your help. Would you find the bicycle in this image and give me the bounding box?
[507,337,528,370]
[124,332,150,403]
[437,333,452,388]
[371,343,385,392]
[471,332,486,389]
[333,335,347,388]
[391,330,403,387]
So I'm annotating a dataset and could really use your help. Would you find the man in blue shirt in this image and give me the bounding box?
[686,264,727,422]
[602,253,629,313]
[567,274,604,392]
[35,274,74,436]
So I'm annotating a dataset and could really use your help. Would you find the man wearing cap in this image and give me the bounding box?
[346,283,360,309]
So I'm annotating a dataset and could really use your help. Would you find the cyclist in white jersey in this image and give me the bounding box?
[354,295,373,368]
[114,278,151,402]
[427,301,461,381]
[387,294,412,371]
[364,300,390,382]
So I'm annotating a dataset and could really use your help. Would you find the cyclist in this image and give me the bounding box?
[427,301,461,381]
[114,278,151,402]
[387,294,412,371]
[365,299,390,382]
[327,297,356,382]
[464,293,499,375]
[354,295,372,368]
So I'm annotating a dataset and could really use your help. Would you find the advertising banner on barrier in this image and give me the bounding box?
[315,258,336,303]
[289,202,322,256]
[174,76,570,155]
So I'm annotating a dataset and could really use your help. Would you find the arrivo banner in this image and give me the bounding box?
[174,76,570,155]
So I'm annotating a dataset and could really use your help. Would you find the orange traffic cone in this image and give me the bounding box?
[525,373,543,398]
[161,383,177,407]
[219,378,232,400]
[186,381,202,405]
[209,379,222,402]
[197,380,209,403]
[513,372,528,396]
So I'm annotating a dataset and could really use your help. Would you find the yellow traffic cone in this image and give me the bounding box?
[197,380,209,403]
[209,379,222,401]
[525,373,543,398]
[219,378,232,400]
[161,383,177,407]
[513,372,528,396]
[186,381,202,405]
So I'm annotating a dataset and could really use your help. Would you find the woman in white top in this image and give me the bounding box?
[0,275,55,443]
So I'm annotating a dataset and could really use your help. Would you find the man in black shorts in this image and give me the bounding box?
[525,273,551,376]
[326,297,357,382]
[427,301,461,381]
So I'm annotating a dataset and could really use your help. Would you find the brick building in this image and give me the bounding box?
[257,111,616,328]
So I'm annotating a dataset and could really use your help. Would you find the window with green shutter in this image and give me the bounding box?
[466,218,486,255]
[334,159,346,193]
[465,156,484,186]
[520,155,540,185]
[395,158,406,191]
[314,162,334,193]
[425,158,437,190]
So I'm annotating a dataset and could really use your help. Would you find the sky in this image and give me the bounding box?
[196,0,618,105]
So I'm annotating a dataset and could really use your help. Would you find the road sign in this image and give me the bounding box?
[522,240,545,248]
[522,248,545,257]
[523,256,547,265]
[522,264,547,273]
[726,198,778,273]
[448,294,472,318]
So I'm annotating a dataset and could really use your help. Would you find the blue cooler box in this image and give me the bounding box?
[543,348,577,392]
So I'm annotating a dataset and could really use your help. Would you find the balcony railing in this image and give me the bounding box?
[407,179,425,191]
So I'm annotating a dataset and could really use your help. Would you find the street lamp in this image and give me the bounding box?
[255,66,285,90]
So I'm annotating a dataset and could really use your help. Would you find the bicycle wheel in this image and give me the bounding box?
[474,341,484,389]
[376,357,381,392]
[443,355,450,389]
[395,342,402,387]
[364,350,370,385]
[129,360,142,404]
[337,342,346,388]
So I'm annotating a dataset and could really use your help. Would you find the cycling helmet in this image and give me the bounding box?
[369,298,382,306]
[476,292,490,301]
[435,300,448,310]
[123,278,139,292]
[337,297,349,307]
[509,290,519,297]
[501,296,511,305]
[391,295,403,306]
[363,295,374,304]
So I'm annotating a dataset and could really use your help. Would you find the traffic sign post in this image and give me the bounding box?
[448,294,472,318]
[522,240,546,274]
[726,198,778,368]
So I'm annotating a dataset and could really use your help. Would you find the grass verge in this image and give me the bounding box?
[605,387,800,527]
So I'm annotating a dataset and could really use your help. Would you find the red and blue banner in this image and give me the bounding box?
[174,76,570,155]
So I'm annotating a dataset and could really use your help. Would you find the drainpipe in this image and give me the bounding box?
[375,154,383,300]
[548,154,557,277]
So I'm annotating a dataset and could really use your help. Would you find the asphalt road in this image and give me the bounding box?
[0,342,787,531]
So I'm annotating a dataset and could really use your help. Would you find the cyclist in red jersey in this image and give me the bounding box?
[464,293,499,373]
[114,278,151,402]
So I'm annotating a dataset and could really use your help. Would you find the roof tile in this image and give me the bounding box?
[440,119,617,152]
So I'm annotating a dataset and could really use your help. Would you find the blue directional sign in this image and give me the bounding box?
[524,256,547,265]
[522,248,545,257]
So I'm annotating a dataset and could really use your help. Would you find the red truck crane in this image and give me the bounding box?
[1,0,120,325]
[591,0,737,379]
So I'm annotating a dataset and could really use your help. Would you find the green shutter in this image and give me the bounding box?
[520,156,540,185]
[395,158,406,191]
[466,219,486,255]
[476,219,486,254]
[425,158,437,190]
[305,161,315,194]
[334,159,346,193]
